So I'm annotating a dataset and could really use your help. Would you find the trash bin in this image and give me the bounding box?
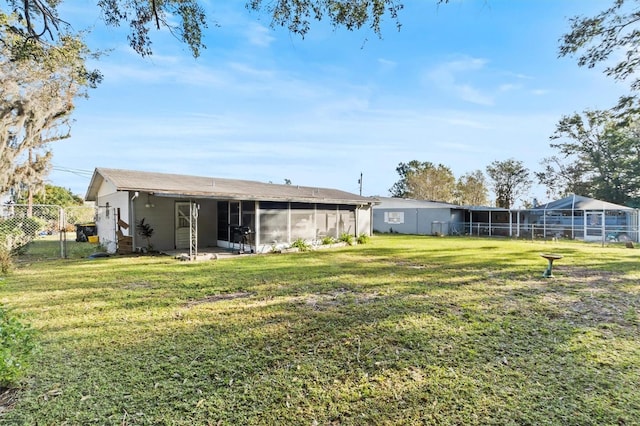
[75,223,97,242]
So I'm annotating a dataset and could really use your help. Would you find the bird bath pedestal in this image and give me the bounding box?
[541,253,563,278]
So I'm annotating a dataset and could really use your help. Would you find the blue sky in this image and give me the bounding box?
[49,1,625,206]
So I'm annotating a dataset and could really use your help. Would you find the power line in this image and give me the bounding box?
[52,165,94,178]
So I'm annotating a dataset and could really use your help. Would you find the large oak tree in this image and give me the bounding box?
[0,15,99,196]
[3,0,448,58]
[540,110,640,206]
[560,0,640,114]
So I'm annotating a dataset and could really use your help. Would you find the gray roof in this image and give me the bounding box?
[85,168,374,205]
[538,194,633,211]
[373,197,461,209]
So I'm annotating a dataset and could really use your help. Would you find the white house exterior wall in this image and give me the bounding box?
[97,180,118,198]
[356,205,373,237]
[95,191,129,253]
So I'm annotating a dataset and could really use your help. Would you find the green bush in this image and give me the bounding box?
[321,236,336,245]
[0,217,46,254]
[339,233,354,245]
[0,306,36,387]
[0,248,12,274]
[290,238,311,252]
[357,234,370,244]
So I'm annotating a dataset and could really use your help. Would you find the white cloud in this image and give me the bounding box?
[245,23,276,47]
[454,84,494,106]
[531,89,550,96]
[377,58,397,71]
[426,56,494,105]
[499,83,522,92]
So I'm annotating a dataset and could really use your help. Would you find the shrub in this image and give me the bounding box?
[290,238,311,252]
[357,234,370,244]
[321,236,336,245]
[136,218,155,251]
[0,306,36,387]
[0,248,12,274]
[339,233,354,245]
[0,217,46,254]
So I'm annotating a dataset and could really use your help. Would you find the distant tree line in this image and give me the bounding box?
[388,159,532,209]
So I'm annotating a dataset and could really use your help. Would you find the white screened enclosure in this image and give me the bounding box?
[258,202,357,251]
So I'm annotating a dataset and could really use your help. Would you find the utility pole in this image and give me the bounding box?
[358,172,363,196]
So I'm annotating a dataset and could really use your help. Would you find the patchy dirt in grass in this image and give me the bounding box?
[305,288,381,310]
[534,266,639,329]
[0,387,18,414]
[557,266,628,284]
[185,292,253,307]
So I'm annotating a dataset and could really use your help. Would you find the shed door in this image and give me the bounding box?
[175,202,191,249]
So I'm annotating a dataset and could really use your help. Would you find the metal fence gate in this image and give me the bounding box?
[1,203,97,258]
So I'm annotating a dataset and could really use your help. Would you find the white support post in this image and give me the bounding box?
[189,202,199,260]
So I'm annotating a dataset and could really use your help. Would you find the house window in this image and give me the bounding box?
[384,211,404,224]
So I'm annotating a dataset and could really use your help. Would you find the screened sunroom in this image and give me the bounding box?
[522,195,639,242]
[217,200,360,253]
[458,195,639,243]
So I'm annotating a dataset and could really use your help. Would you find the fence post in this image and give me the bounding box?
[59,207,66,258]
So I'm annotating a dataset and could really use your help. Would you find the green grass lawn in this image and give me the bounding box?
[1,235,639,425]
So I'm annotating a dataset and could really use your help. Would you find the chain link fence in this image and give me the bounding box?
[1,203,97,258]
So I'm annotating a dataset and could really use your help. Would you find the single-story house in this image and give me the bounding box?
[85,168,374,255]
[372,197,465,235]
[373,194,639,242]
